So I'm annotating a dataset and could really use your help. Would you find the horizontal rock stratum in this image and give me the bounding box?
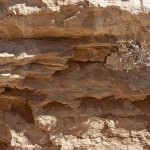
[0,0,150,150]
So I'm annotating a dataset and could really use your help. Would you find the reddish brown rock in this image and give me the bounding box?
[0,0,149,150]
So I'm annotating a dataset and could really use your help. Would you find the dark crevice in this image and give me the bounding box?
[43,101,72,114]
[1,87,47,101]
[0,87,40,123]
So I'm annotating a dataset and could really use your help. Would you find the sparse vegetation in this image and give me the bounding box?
[116,40,150,70]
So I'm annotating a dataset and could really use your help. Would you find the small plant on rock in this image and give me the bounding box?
[116,40,150,70]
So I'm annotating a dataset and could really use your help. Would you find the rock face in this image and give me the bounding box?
[0,0,150,149]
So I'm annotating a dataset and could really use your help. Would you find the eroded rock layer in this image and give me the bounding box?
[0,0,150,150]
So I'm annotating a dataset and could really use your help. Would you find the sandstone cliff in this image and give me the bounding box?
[0,0,150,150]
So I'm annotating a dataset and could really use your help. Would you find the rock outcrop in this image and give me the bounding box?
[0,0,149,149]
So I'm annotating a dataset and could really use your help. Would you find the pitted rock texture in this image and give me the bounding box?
[0,0,150,150]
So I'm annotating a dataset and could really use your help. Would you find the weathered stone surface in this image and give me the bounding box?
[0,0,149,150]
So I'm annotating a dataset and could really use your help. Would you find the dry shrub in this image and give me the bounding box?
[117,40,150,70]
